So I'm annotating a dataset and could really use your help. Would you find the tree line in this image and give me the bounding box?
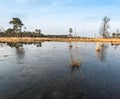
[0,17,68,38]
[0,18,45,37]
[0,17,120,38]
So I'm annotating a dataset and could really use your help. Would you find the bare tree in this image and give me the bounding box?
[99,17,110,38]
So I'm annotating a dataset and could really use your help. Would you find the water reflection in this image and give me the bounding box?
[0,43,5,47]
[96,43,108,62]
[16,45,25,59]
[6,42,42,59]
[6,42,42,48]
[35,42,42,47]
[0,42,120,98]
[6,42,23,48]
[68,42,83,78]
[111,43,120,49]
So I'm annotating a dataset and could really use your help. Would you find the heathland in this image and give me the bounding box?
[0,37,120,44]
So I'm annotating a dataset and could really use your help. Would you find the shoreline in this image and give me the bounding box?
[0,37,120,44]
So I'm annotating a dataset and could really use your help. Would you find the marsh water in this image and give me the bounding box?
[0,42,120,99]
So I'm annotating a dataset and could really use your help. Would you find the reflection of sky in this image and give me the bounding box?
[0,42,120,98]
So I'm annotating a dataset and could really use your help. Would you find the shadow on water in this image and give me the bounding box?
[96,43,109,62]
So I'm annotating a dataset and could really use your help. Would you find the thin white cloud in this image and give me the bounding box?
[1,0,120,36]
[14,0,37,4]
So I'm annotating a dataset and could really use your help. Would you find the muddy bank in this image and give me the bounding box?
[0,37,120,43]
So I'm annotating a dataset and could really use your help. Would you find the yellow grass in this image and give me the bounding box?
[70,61,80,67]
[0,37,120,44]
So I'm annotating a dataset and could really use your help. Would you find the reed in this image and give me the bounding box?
[0,37,120,43]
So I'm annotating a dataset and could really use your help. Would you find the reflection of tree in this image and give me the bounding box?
[111,43,119,49]
[6,42,23,48]
[34,42,42,47]
[6,42,43,59]
[96,44,108,62]
[6,42,25,59]
[6,42,42,48]
[0,43,4,47]
[15,45,25,59]
[68,42,83,78]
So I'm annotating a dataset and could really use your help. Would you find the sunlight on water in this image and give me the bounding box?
[0,42,120,99]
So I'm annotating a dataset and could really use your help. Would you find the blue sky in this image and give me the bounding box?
[0,0,120,36]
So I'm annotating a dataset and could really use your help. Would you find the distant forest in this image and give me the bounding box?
[0,17,68,38]
[0,17,120,38]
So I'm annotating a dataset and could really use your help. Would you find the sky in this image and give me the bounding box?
[0,0,120,36]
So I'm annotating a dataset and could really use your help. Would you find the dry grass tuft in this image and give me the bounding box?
[0,37,120,43]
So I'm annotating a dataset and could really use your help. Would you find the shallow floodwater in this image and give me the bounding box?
[0,42,120,99]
